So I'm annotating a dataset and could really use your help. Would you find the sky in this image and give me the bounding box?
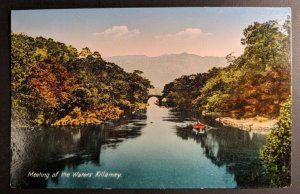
[11,8,290,58]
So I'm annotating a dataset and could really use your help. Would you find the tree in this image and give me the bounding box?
[27,63,78,124]
[197,19,290,118]
[260,98,291,187]
[162,19,291,119]
[241,20,290,69]
[92,51,102,59]
[11,33,153,126]
[162,70,221,110]
[68,45,79,59]
[79,47,92,58]
[29,63,77,107]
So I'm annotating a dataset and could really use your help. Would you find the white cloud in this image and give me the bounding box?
[155,28,212,41]
[93,25,140,39]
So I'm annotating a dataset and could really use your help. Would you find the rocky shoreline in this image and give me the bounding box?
[217,116,278,134]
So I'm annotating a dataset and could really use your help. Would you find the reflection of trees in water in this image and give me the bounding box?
[163,109,199,123]
[175,125,271,188]
[163,110,224,130]
[11,114,146,188]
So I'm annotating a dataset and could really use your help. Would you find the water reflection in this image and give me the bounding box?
[11,114,147,188]
[11,99,271,188]
[175,123,271,188]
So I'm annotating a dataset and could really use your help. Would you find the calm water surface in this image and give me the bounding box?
[11,97,270,188]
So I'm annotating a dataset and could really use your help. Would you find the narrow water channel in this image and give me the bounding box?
[11,97,270,188]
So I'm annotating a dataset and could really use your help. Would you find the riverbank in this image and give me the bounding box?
[217,116,278,133]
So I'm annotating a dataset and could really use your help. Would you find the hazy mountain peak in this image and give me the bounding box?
[105,53,227,88]
[179,52,191,56]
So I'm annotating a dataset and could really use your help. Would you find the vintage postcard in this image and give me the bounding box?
[10,8,291,188]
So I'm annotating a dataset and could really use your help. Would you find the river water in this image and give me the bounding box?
[10,97,270,188]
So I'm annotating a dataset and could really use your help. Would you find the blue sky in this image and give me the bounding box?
[11,8,290,57]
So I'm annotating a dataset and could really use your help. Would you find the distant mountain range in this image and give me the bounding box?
[105,52,228,88]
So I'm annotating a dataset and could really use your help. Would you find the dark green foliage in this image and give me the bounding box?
[260,98,291,187]
[162,67,220,109]
[11,33,152,127]
[11,33,78,126]
[65,56,152,112]
[198,19,290,118]
[163,19,291,119]
[79,47,92,58]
